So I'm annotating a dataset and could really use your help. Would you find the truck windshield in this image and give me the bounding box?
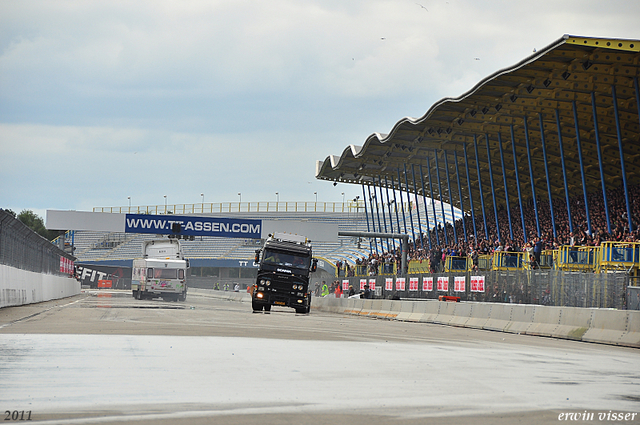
[262,249,310,269]
[152,268,178,279]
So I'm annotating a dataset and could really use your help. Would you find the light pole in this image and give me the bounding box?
[201,193,204,203]
[128,196,131,208]
[164,195,167,213]
[314,192,317,202]
[341,192,345,203]
[275,192,279,203]
[238,192,241,203]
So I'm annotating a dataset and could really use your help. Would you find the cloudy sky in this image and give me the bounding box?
[1,0,639,218]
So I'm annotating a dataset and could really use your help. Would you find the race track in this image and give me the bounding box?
[1,290,638,425]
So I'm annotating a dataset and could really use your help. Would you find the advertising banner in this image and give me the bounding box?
[75,264,132,289]
[360,279,367,290]
[368,278,376,291]
[471,275,485,292]
[342,280,350,292]
[454,276,466,292]
[385,278,393,291]
[395,277,405,291]
[124,214,261,238]
[409,277,419,291]
[423,276,433,291]
[437,276,449,291]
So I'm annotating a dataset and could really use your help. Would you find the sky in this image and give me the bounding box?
[1,0,639,219]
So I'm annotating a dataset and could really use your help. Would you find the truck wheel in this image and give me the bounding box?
[178,291,186,302]
[135,290,141,300]
[252,300,263,312]
[264,304,271,312]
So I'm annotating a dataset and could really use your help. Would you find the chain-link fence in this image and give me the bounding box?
[337,269,631,310]
[0,209,74,276]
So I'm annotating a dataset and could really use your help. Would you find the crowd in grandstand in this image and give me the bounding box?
[345,184,640,275]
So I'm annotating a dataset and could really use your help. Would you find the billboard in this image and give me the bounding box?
[124,214,261,238]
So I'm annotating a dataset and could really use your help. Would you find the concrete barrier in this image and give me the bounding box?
[582,309,629,345]
[370,300,394,319]
[551,307,594,340]
[483,304,513,332]
[192,288,639,348]
[432,301,457,325]
[465,303,492,329]
[525,306,562,337]
[395,301,415,321]
[449,303,473,327]
[345,298,361,315]
[407,301,427,322]
[418,301,441,323]
[504,304,535,334]
[358,299,375,317]
[619,311,640,347]
[367,300,384,318]
[1,264,80,308]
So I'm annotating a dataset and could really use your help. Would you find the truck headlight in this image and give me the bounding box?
[292,284,298,290]
[265,280,271,286]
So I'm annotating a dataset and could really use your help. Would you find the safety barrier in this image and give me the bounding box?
[307,296,639,348]
[185,289,639,348]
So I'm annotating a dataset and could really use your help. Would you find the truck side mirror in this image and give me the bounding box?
[311,258,318,272]
[255,249,261,264]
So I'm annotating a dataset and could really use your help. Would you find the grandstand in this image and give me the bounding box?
[72,204,397,268]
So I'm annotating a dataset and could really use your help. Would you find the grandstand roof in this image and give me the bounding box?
[315,35,640,215]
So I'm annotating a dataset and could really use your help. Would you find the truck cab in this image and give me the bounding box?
[252,232,317,314]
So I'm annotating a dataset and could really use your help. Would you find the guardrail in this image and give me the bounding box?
[93,200,387,215]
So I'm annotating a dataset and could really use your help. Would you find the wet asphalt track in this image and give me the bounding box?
[0,290,638,425]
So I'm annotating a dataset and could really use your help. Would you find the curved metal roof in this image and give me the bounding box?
[315,35,640,217]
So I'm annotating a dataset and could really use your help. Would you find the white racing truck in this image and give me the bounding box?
[132,239,189,302]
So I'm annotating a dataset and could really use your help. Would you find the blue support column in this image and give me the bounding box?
[524,117,541,237]
[397,169,409,239]
[434,150,449,245]
[463,143,478,239]
[538,114,557,239]
[390,176,402,242]
[372,182,384,248]
[473,135,489,240]
[571,101,592,236]
[366,184,379,254]
[419,165,433,249]
[411,164,425,250]
[555,109,573,234]
[591,92,611,233]
[375,177,390,253]
[485,134,501,242]
[510,125,527,243]
[383,175,397,251]
[426,157,441,246]
[403,164,417,251]
[454,150,467,242]
[362,184,373,253]
[497,132,513,241]
[611,84,634,232]
[443,151,458,243]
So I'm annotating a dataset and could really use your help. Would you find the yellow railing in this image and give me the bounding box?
[596,242,640,274]
[408,259,430,274]
[444,256,471,272]
[556,245,599,272]
[477,254,493,271]
[492,251,526,271]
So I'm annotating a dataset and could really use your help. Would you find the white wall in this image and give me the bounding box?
[0,264,81,308]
